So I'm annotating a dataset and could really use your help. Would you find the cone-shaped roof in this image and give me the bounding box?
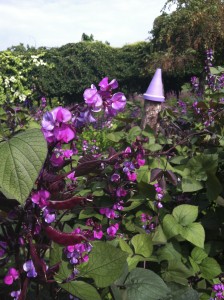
[143,68,165,102]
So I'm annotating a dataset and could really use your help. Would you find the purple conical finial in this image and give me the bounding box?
[143,68,165,102]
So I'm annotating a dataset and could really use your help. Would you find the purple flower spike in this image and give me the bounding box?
[4,268,19,285]
[23,260,37,278]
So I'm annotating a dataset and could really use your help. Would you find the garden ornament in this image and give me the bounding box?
[141,68,165,131]
[143,68,165,102]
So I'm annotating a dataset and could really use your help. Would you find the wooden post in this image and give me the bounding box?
[141,101,161,131]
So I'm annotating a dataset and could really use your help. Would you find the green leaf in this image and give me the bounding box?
[189,257,200,273]
[50,243,71,282]
[119,239,133,255]
[126,126,142,143]
[137,166,150,184]
[127,255,144,271]
[124,268,169,300]
[166,282,199,300]
[152,225,167,245]
[78,241,128,288]
[182,177,203,192]
[157,242,182,262]
[0,129,47,203]
[200,257,222,280]
[162,260,193,286]
[60,281,101,300]
[163,214,182,239]
[191,247,208,264]
[79,208,103,221]
[180,223,205,248]
[206,172,222,201]
[173,205,198,226]
[106,132,124,142]
[131,234,153,258]
[146,143,162,152]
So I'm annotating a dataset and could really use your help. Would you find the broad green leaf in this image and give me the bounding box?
[163,214,182,239]
[189,257,200,273]
[124,268,169,300]
[182,177,203,192]
[173,205,198,226]
[79,208,103,221]
[200,257,222,280]
[166,282,199,300]
[162,260,193,286]
[131,234,153,258]
[110,284,122,300]
[127,255,144,271]
[122,200,142,211]
[152,225,167,245]
[191,247,208,264]
[119,239,133,255]
[0,129,47,203]
[137,166,150,184]
[146,143,162,152]
[206,172,222,201]
[78,241,128,287]
[157,242,182,262]
[60,281,101,300]
[106,132,124,142]
[126,126,142,143]
[180,223,205,248]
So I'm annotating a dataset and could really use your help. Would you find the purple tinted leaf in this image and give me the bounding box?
[150,168,163,182]
[165,170,178,186]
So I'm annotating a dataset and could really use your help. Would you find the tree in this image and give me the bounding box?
[81,33,94,42]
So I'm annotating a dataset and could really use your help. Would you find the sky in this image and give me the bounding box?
[0,0,175,50]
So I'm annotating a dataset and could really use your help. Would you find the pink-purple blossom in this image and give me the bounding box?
[99,208,118,219]
[10,290,21,300]
[99,77,118,91]
[83,85,102,112]
[4,268,19,285]
[107,223,119,237]
[23,260,37,278]
[31,190,50,208]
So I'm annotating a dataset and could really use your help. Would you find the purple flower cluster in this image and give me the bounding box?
[4,268,19,285]
[64,228,92,271]
[23,260,37,278]
[10,290,21,300]
[75,77,126,125]
[31,189,56,224]
[141,213,156,233]
[211,283,224,299]
[154,183,164,208]
[42,107,75,143]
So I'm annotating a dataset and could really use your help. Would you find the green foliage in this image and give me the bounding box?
[0,50,48,104]
[163,205,205,248]
[78,241,128,288]
[0,129,47,203]
[116,268,170,300]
